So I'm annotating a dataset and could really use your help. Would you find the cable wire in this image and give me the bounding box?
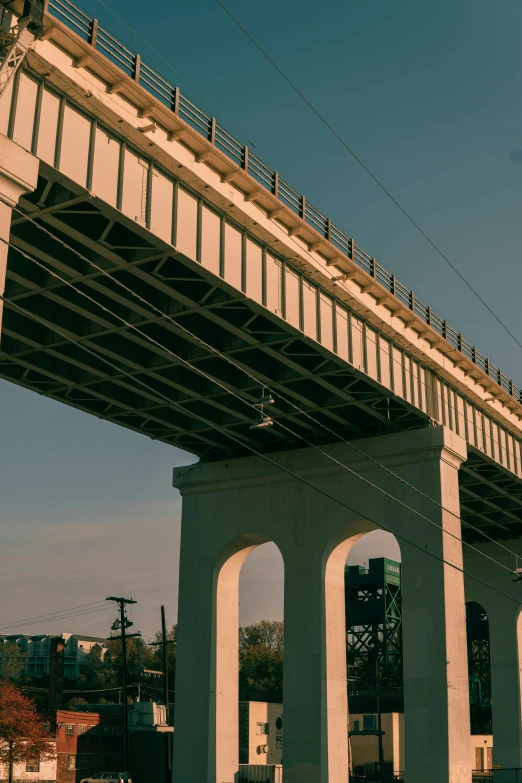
[2,290,521,608]
[0,601,109,631]
[0,607,111,633]
[6,237,516,575]
[215,0,522,357]
[9,207,522,566]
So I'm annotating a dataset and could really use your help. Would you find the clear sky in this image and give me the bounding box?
[0,0,520,640]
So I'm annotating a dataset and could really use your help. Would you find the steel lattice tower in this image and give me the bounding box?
[466,602,492,734]
[345,558,403,692]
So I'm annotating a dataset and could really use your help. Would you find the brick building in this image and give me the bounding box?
[45,710,123,783]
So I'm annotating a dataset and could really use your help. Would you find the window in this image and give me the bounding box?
[26,760,40,772]
[65,724,75,735]
[68,755,76,770]
[256,722,269,735]
[78,723,88,734]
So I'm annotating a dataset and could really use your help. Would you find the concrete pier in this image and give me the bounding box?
[172,426,471,783]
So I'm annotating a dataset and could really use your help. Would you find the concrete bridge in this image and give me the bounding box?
[0,1,522,781]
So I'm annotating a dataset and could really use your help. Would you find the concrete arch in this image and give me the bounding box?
[211,533,282,781]
[174,426,472,783]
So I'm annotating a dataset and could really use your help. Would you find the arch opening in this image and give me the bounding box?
[466,601,492,750]
[212,535,284,782]
[339,529,404,781]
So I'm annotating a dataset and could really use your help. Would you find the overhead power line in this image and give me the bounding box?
[1,289,521,609]
[0,601,110,632]
[215,0,522,356]
[8,212,522,571]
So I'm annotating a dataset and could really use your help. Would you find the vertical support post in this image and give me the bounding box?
[161,605,172,782]
[400,428,471,783]
[133,53,141,83]
[272,171,279,198]
[172,86,180,115]
[489,600,522,772]
[89,17,98,47]
[120,600,129,771]
[284,542,350,783]
[242,144,249,172]
[209,116,216,145]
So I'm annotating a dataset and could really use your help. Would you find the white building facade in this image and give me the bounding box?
[0,634,107,679]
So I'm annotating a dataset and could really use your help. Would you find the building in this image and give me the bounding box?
[128,702,173,783]
[349,713,493,776]
[0,744,57,783]
[239,702,283,766]
[44,709,123,783]
[0,634,108,679]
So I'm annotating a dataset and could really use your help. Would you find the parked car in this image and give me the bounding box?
[80,773,132,783]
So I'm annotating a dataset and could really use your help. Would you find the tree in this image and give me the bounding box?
[0,681,55,783]
[0,644,26,684]
[76,644,117,693]
[106,636,155,686]
[239,621,284,693]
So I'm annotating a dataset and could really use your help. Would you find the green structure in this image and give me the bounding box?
[466,602,492,734]
[345,558,493,734]
[344,558,403,694]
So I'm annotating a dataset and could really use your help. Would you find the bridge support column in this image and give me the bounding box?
[464,543,522,776]
[0,134,39,336]
[172,426,470,783]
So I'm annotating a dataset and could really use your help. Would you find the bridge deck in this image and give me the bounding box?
[0,0,521,545]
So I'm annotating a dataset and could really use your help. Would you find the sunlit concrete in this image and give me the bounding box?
[464,541,522,779]
[173,425,471,783]
[0,133,38,333]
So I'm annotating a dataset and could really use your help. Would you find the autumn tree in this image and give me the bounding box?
[0,681,55,783]
[239,621,284,693]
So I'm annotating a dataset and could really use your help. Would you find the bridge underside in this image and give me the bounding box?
[1,165,522,545]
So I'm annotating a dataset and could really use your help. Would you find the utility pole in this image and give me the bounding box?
[107,596,140,773]
[375,658,385,782]
[150,605,175,783]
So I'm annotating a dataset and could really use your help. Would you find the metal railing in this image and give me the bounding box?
[47,0,522,406]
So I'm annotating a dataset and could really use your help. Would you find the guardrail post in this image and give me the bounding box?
[472,346,476,364]
[485,358,490,376]
[410,291,415,312]
[133,53,141,83]
[300,195,306,221]
[272,171,279,197]
[209,117,216,145]
[326,218,331,242]
[442,321,447,340]
[351,239,356,262]
[171,86,180,115]
[390,274,396,295]
[426,306,432,326]
[370,257,376,278]
[241,145,249,172]
[89,17,98,48]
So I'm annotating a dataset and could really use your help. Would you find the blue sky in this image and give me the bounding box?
[0,0,520,639]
